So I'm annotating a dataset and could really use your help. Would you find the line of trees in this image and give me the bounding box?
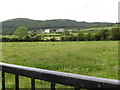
[61,28,120,41]
[1,27,120,42]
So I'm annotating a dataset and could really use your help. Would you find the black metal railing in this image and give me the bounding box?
[0,63,119,90]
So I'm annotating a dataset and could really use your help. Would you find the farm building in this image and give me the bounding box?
[28,31,33,34]
[67,29,73,33]
[56,28,64,33]
[44,29,50,33]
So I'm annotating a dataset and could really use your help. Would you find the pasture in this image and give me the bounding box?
[80,27,117,33]
[2,41,118,88]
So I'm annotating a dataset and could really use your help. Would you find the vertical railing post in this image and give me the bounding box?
[75,87,80,90]
[51,82,55,90]
[15,75,19,90]
[31,78,35,90]
[2,72,5,90]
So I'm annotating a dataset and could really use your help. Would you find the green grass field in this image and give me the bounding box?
[0,35,17,38]
[80,27,116,33]
[37,33,60,36]
[2,41,118,88]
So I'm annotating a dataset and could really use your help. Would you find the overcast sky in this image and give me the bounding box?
[0,0,119,22]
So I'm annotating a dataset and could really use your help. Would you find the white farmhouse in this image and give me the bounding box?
[56,28,64,33]
[44,29,50,33]
[67,29,73,33]
[28,31,32,34]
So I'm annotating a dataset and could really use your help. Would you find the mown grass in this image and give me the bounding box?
[2,41,118,88]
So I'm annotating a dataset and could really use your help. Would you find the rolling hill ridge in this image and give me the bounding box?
[1,18,115,34]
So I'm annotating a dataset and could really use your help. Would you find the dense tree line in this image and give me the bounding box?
[61,28,120,41]
[1,27,120,42]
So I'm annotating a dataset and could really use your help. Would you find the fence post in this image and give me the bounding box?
[75,87,80,90]
[51,82,55,90]
[15,75,19,90]
[2,72,5,90]
[31,78,35,90]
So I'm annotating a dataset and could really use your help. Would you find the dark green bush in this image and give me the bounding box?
[10,38,19,42]
[2,37,10,42]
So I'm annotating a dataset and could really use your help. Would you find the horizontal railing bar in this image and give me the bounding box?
[0,63,119,89]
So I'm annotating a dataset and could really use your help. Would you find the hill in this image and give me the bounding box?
[1,18,115,34]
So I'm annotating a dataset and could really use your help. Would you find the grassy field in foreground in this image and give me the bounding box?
[2,41,118,88]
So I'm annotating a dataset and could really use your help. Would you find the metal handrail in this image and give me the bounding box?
[0,63,119,90]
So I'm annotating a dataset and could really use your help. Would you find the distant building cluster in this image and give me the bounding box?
[28,28,73,34]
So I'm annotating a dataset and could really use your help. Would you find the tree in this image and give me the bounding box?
[62,30,69,36]
[14,26,28,40]
[100,29,109,40]
[31,33,37,37]
[70,35,77,41]
[2,37,10,42]
[50,37,57,41]
[95,29,109,41]
[32,35,43,41]
[24,36,32,41]
[90,34,96,41]
[77,32,84,41]
[110,28,120,40]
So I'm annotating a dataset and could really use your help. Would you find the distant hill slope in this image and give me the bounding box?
[1,18,115,34]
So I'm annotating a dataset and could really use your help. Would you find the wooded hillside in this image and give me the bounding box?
[1,18,116,35]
